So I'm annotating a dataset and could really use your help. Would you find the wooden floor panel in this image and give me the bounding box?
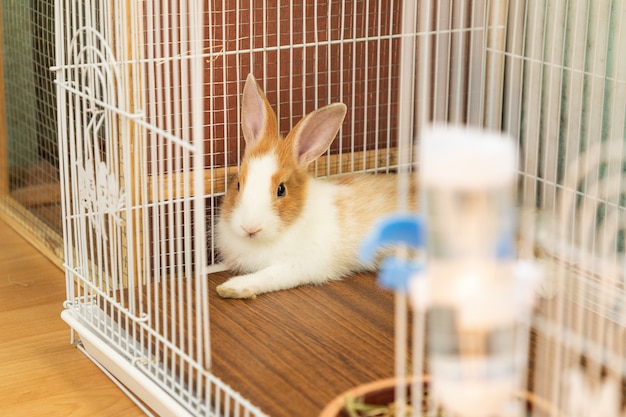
[0,217,144,417]
[208,271,398,417]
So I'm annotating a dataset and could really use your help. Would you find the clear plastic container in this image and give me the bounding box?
[417,125,529,417]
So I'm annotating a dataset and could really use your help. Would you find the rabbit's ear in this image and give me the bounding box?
[288,103,347,166]
[241,73,278,147]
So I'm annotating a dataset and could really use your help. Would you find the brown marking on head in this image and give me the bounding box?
[222,73,348,232]
[271,136,309,227]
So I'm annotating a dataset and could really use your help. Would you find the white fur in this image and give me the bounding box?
[216,177,348,297]
[228,154,281,240]
[215,173,401,298]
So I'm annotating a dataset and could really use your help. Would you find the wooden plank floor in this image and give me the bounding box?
[208,271,397,417]
[0,217,144,416]
[1,213,399,417]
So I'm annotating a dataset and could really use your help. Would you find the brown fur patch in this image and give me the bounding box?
[271,137,308,227]
[331,173,419,228]
[219,174,239,221]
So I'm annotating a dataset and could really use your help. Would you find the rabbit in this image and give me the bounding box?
[215,73,415,298]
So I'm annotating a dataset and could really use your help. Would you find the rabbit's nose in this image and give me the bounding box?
[241,224,262,238]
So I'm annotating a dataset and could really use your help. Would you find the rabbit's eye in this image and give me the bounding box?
[277,182,286,198]
[237,182,240,191]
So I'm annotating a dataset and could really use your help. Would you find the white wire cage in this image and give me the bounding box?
[54,1,254,416]
[468,1,626,414]
[53,0,626,416]
[326,0,626,416]
[53,0,422,416]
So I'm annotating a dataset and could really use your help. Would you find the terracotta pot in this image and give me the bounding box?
[319,376,563,417]
[319,376,427,417]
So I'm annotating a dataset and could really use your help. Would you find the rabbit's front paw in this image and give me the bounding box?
[216,277,257,299]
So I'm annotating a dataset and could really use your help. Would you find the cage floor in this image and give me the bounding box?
[206,271,397,417]
[110,270,398,416]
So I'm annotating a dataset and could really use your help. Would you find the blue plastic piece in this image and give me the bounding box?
[360,214,425,291]
[495,236,515,259]
[360,214,425,262]
[378,257,423,291]
[495,210,516,259]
